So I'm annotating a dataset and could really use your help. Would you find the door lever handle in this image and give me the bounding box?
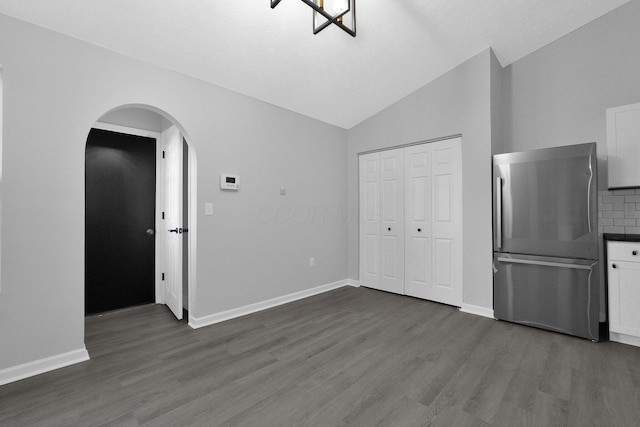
[169,228,180,233]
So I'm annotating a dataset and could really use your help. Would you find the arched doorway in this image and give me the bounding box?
[84,105,197,322]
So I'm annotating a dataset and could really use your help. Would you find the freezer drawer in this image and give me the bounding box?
[494,253,600,341]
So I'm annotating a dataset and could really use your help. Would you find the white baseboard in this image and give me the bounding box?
[610,331,640,347]
[189,279,354,329]
[0,348,90,386]
[459,303,495,319]
[345,280,361,288]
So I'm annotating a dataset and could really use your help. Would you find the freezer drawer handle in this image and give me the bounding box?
[497,257,593,270]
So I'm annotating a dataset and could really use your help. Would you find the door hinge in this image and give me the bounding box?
[162,211,165,220]
[162,273,165,281]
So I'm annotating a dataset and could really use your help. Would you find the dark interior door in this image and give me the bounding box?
[85,128,156,315]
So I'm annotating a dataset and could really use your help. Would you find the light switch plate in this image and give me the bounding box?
[205,203,213,216]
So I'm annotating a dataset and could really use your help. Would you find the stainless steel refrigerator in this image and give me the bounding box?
[493,142,602,341]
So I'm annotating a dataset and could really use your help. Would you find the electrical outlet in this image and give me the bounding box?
[309,257,315,267]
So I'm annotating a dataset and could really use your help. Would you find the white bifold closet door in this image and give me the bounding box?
[359,148,405,294]
[404,139,462,305]
[359,152,381,290]
[359,137,462,307]
[403,144,432,299]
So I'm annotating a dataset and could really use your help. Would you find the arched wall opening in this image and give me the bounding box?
[84,104,197,331]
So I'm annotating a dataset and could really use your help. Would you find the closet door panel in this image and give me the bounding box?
[434,238,452,287]
[379,148,405,294]
[410,235,430,283]
[430,139,463,306]
[359,153,381,289]
[404,144,432,299]
[434,174,453,223]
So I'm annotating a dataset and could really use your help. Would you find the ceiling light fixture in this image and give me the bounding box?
[271,0,356,37]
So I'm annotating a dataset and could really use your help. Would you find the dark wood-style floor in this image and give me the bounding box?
[1,286,640,426]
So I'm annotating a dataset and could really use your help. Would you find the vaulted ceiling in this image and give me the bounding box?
[0,0,630,128]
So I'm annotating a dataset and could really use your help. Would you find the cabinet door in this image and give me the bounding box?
[608,260,640,337]
[607,102,640,189]
[404,144,432,299]
[359,152,381,289]
[379,149,405,294]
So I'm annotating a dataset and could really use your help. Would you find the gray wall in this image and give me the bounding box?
[99,107,165,132]
[490,51,504,155]
[347,50,494,311]
[0,14,347,370]
[502,0,640,187]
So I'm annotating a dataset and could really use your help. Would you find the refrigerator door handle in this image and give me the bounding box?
[497,257,593,271]
[496,177,502,249]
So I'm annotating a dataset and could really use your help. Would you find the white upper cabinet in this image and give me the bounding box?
[607,102,640,189]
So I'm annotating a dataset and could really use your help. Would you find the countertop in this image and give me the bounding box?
[603,233,640,242]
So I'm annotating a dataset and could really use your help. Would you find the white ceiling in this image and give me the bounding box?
[0,0,631,129]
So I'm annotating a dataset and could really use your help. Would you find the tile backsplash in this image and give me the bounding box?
[598,188,640,235]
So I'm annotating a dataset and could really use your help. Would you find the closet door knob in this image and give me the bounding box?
[417,228,422,232]
[387,227,391,231]
[633,251,638,256]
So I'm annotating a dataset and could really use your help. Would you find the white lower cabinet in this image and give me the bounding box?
[608,241,640,346]
[359,137,462,307]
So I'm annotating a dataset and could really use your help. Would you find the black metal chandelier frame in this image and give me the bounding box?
[270,0,356,37]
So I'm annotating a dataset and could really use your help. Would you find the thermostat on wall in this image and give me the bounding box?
[220,174,240,190]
